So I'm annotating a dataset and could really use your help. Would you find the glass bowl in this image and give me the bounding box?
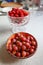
[8,9,30,33]
[6,32,38,59]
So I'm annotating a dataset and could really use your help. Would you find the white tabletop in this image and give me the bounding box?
[0,11,43,65]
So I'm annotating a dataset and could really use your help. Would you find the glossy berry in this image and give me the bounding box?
[13,39,16,43]
[22,45,26,51]
[25,42,31,48]
[27,36,30,40]
[16,41,22,47]
[15,36,19,40]
[12,10,15,14]
[18,46,21,51]
[15,14,19,17]
[30,36,34,41]
[13,44,18,51]
[30,48,34,53]
[23,42,26,45]
[22,51,26,57]
[31,46,35,49]
[20,35,26,41]
[26,39,30,43]
[32,41,36,46]
[15,52,21,57]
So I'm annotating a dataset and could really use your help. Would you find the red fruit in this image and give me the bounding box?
[26,48,30,52]
[30,48,34,53]
[23,42,26,45]
[8,10,14,17]
[14,8,18,11]
[20,13,24,17]
[18,46,21,51]
[16,10,19,14]
[31,46,35,49]
[8,8,29,17]
[12,50,16,55]
[10,13,14,17]
[16,33,20,37]
[7,43,12,51]
[25,43,31,48]
[22,51,26,57]
[15,52,21,57]
[13,44,18,51]
[30,36,34,41]
[15,14,19,17]
[13,39,16,43]
[26,52,30,57]
[20,35,26,41]
[15,36,19,40]
[21,10,29,16]
[26,39,30,43]
[22,45,26,51]
[27,36,30,39]
[12,10,15,14]
[19,10,24,17]
[29,41,32,44]
[32,41,36,46]
[16,41,22,47]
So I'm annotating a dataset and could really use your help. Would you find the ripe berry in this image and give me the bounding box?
[15,52,21,57]
[32,41,36,46]
[30,48,34,53]
[25,43,31,48]
[16,41,22,47]
[13,44,18,51]
[20,35,26,41]
[22,45,26,51]
[13,39,16,43]
[22,51,26,57]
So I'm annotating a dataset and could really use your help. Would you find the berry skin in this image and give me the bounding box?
[22,45,26,51]
[32,41,36,46]
[25,42,31,48]
[22,51,26,57]
[26,52,30,57]
[30,48,34,54]
[13,44,18,51]
[15,52,21,57]
[16,41,22,47]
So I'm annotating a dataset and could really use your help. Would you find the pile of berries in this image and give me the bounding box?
[6,32,37,58]
[8,8,29,17]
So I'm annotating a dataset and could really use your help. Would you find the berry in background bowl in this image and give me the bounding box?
[8,8,30,25]
[6,32,38,59]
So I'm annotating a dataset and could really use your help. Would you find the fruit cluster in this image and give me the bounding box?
[6,32,37,58]
[8,8,29,17]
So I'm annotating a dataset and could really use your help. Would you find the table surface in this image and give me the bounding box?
[0,11,43,65]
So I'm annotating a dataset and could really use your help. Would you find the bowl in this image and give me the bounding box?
[6,32,38,59]
[8,9,30,26]
[8,8,30,33]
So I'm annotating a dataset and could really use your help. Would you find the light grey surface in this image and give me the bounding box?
[0,12,43,65]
